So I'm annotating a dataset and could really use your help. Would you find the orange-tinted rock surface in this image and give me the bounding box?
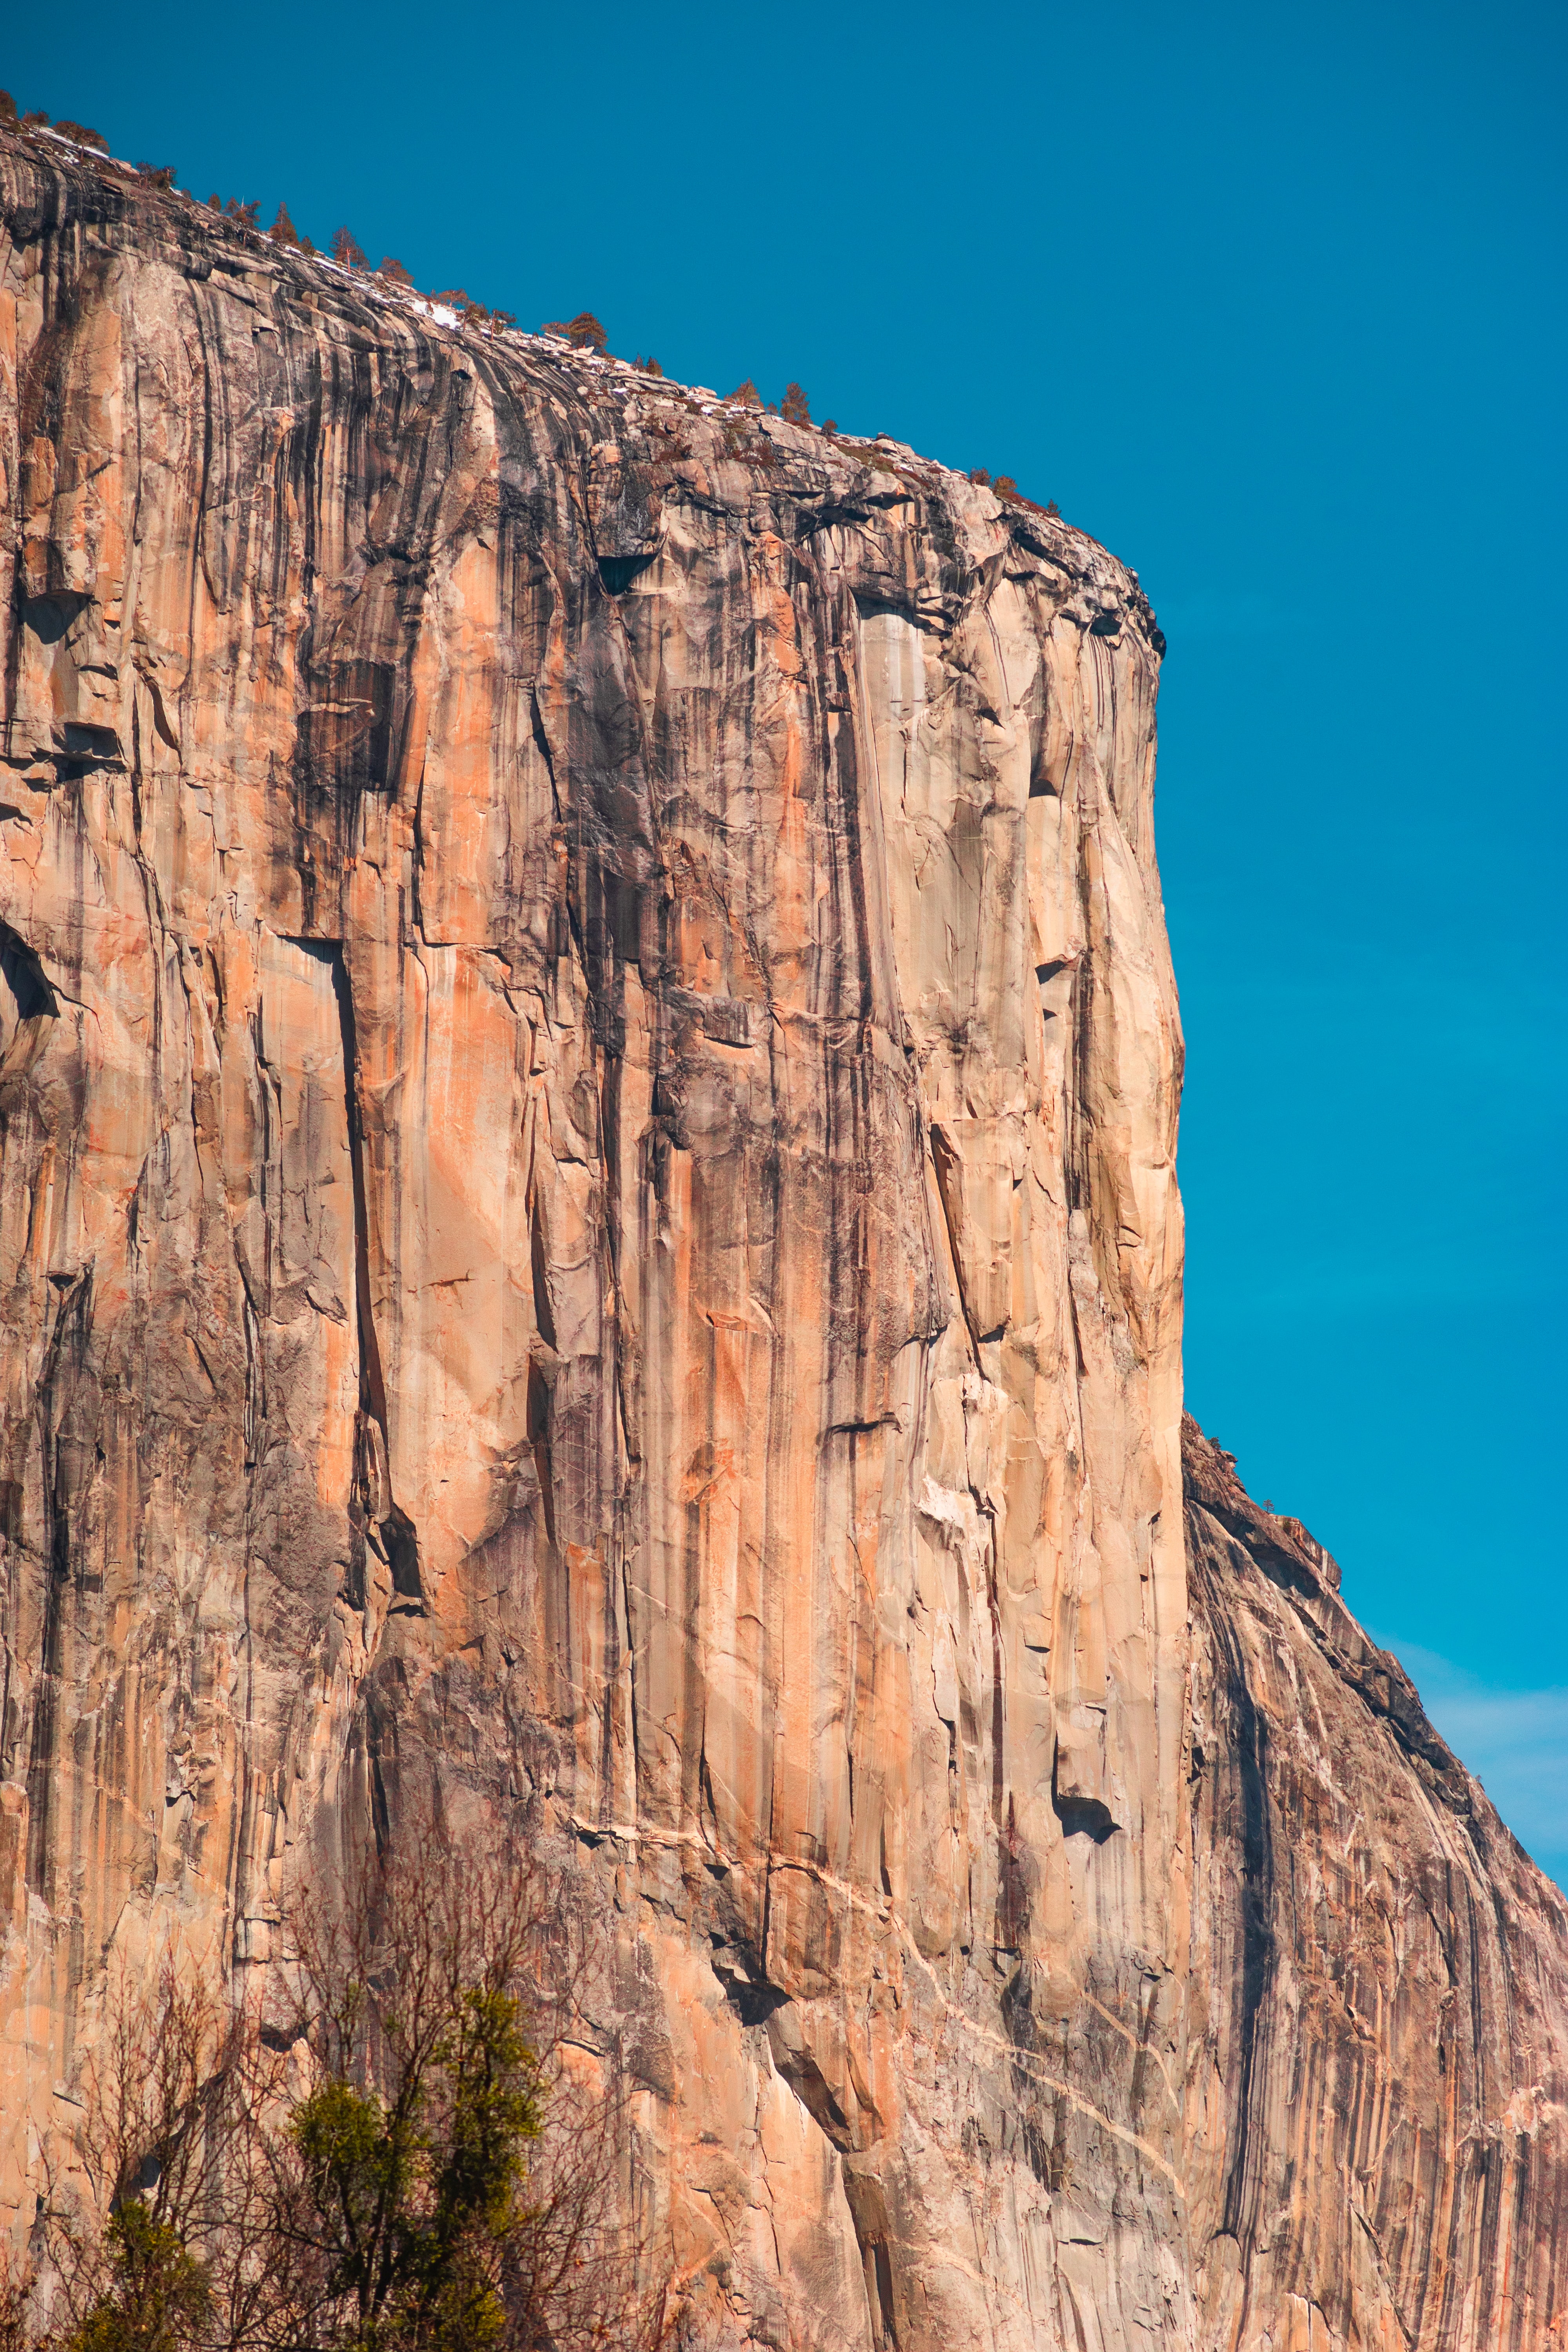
[0,128,1563,2350]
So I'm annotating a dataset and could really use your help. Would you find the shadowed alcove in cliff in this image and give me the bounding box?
[597,551,656,594]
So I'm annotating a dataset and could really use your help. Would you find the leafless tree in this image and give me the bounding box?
[29,1827,676,2352]
[265,1834,674,2352]
[40,1956,282,2352]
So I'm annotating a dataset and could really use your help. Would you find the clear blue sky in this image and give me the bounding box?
[9,0,1566,1883]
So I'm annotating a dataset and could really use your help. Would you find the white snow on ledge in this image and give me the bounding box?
[7,131,1091,533]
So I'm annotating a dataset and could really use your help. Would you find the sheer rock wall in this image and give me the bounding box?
[0,131,1563,2350]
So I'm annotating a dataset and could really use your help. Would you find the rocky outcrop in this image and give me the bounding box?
[1182,1420,1568,2349]
[0,125,1563,2350]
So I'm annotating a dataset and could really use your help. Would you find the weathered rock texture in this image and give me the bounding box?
[1182,1423,1568,2348]
[0,127,1564,2350]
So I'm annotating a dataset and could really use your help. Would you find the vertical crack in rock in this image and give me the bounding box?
[314,938,423,1608]
[842,2173,902,2350]
[241,1283,265,1474]
[927,1123,978,1359]
[24,1268,92,1900]
[1196,1552,1276,2256]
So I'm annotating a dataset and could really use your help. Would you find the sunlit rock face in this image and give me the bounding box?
[0,131,1563,2352]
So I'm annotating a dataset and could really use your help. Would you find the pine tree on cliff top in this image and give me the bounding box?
[540,312,608,350]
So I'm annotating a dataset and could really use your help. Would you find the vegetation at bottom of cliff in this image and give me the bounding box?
[66,2209,210,2352]
[18,1839,675,2352]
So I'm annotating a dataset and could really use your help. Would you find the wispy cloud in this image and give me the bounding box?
[1376,1638,1568,1891]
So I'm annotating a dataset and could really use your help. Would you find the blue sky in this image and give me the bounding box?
[9,0,1565,1884]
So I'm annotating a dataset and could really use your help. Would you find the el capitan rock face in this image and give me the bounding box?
[0,129,1563,2351]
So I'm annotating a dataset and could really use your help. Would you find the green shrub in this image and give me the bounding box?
[287,1984,541,2349]
[67,2206,209,2352]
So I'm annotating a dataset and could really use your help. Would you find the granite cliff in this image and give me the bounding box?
[0,126,1564,2350]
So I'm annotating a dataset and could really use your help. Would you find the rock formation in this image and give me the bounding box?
[1183,1422,1568,2347]
[0,125,1563,2350]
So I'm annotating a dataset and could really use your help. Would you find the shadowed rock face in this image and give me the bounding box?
[1182,1422,1568,2349]
[0,130,1562,2351]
